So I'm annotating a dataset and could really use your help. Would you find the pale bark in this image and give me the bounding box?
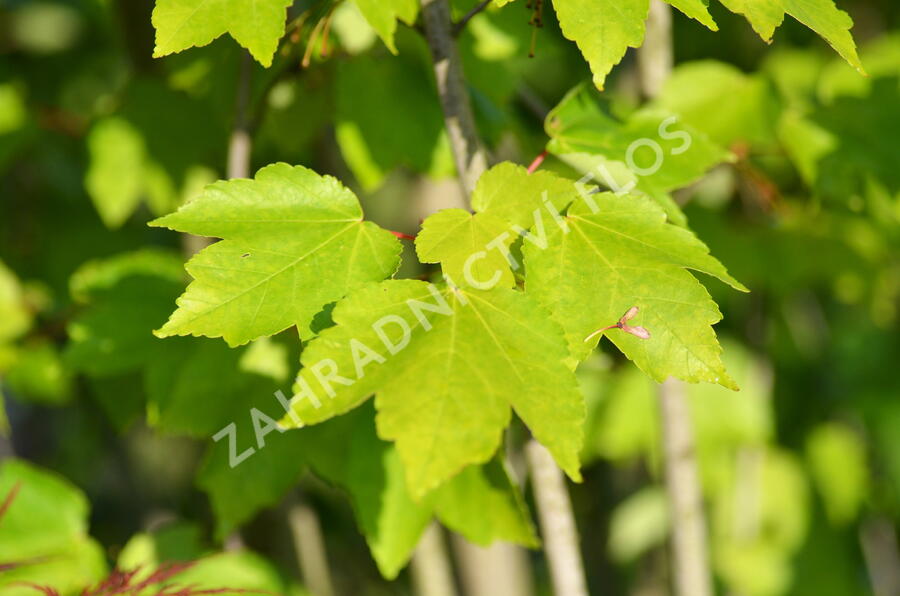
[657,378,713,596]
[227,51,254,180]
[637,0,673,99]
[416,6,538,595]
[526,439,589,596]
[420,0,488,198]
[452,536,535,596]
[288,500,336,596]
[860,516,900,596]
[411,522,459,596]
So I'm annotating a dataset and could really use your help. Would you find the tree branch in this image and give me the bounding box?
[525,440,589,596]
[227,51,254,180]
[419,4,584,594]
[411,522,459,596]
[636,0,673,99]
[288,497,336,596]
[860,516,900,596]
[420,0,488,198]
[451,535,535,596]
[657,379,713,596]
[452,0,492,37]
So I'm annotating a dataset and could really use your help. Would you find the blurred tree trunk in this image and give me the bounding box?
[527,439,589,596]
[289,498,336,596]
[656,379,713,596]
[412,523,459,596]
[451,536,535,596]
[420,0,487,196]
[860,516,900,596]
[639,3,714,596]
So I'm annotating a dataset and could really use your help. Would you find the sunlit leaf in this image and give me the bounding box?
[151,163,402,346]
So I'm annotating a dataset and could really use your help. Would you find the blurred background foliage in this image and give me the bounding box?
[0,0,898,594]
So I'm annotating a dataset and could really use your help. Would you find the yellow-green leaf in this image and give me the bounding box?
[552,0,650,90]
[416,208,516,289]
[720,0,864,73]
[151,0,292,67]
[353,0,418,54]
[150,163,402,346]
[666,0,718,29]
[524,193,747,388]
[281,280,584,498]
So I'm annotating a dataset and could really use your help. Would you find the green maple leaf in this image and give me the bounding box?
[151,0,292,67]
[0,260,31,344]
[150,163,402,347]
[545,83,731,225]
[0,460,107,590]
[470,162,581,230]
[506,0,860,89]
[552,0,650,90]
[280,280,583,498]
[650,61,779,148]
[665,0,718,29]
[524,193,748,389]
[145,338,286,436]
[719,0,863,73]
[65,250,186,377]
[198,404,352,540]
[342,410,537,577]
[547,0,716,89]
[433,459,538,548]
[719,0,784,39]
[416,208,516,289]
[345,436,434,578]
[64,250,291,435]
[353,0,418,54]
[202,405,536,578]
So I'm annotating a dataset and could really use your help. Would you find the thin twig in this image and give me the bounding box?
[420,0,488,199]
[227,51,254,180]
[526,150,548,174]
[860,516,900,596]
[451,536,535,596]
[525,440,588,596]
[319,5,336,58]
[636,0,673,99]
[452,0,492,37]
[288,499,336,596]
[657,379,713,596]
[411,523,459,596]
[389,230,417,241]
[302,16,326,68]
[421,4,583,595]
[0,482,21,521]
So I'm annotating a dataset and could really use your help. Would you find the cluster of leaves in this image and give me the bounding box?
[578,33,900,596]
[1,0,897,594]
[151,0,864,86]
[146,150,746,523]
